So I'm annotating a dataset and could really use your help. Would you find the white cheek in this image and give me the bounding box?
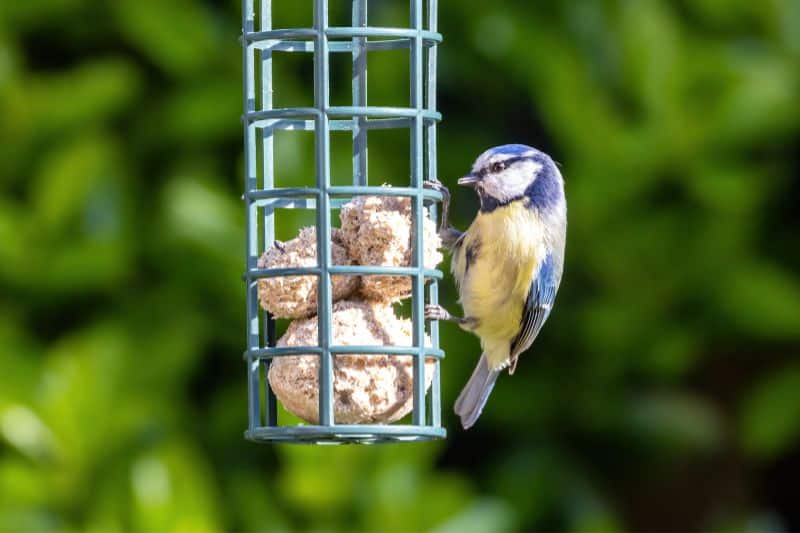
[479,161,543,201]
[503,170,531,196]
[500,163,542,198]
[481,177,506,199]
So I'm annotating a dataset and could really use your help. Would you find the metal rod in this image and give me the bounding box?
[247,107,322,120]
[313,0,334,427]
[326,185,441,197]
[248,359,262,429]
[410,0,426,427]
[252,39,425,53]
[246,106,441,124]
[352,0,368,186]
[246,28,318,40]
[328,106,440,118]
[246,424,446,441]
[426,0,438,181]
[261,0,274,245]
[260,0,279,429]
[248,346,324,358]
[242,0,261,432]
[427,0,442,429]
[246,184,443,201]
[252,117,412,133]
[265,313,277,425]
[246,187,320,199]
[245,265,443,279]
[247,345,446,359]
[326,27,441,40]
[245,27,442,42]
[253,192,441,211]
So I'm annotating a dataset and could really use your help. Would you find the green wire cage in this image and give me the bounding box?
[242,0,445,444]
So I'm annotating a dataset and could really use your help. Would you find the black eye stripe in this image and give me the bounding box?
[481,155,534,175]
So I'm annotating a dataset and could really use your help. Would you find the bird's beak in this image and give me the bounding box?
[457,174,480,187]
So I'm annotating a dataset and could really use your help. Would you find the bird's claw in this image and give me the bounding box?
[423,180,453,236]
[423,180,449,196]
[425,304,451,321]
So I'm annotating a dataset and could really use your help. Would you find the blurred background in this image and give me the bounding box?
[2,0,800,531]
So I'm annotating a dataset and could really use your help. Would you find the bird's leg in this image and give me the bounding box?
[423,180,463,248]
[439,227,464,249]
[425,304,479,330]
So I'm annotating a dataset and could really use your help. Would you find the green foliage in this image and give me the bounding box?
[740,365,800,459]
[1,0,799,530]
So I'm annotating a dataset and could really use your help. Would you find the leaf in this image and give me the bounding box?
[2,58,141,139]
[432,499,517,533]
[112,0,225,77]
[717,262,800,339]
[740,365,800,459]
[130,441,222,532]
[629,392,723,452]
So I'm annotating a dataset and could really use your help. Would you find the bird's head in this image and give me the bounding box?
[459,144,563,213]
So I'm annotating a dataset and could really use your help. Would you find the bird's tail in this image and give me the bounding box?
[454,353,500,429]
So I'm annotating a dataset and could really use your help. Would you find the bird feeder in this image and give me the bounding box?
[241,0,445,443]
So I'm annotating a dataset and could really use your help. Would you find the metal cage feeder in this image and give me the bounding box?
[241,0,445,444]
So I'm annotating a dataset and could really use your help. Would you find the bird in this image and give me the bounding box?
[424,144,567,429]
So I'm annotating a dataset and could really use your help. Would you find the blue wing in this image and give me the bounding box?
[508,253,559,373]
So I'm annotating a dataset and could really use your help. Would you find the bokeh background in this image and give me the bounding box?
[2,0,800,531]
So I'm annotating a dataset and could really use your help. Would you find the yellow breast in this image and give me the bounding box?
[453,201,545,365]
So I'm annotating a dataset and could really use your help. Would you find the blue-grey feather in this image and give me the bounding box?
[509,253,559,359]
[524,160,561,210]
[491,143,537,157]
[454,353,500,429]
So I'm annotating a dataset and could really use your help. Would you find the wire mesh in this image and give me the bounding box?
[242,0,444,444]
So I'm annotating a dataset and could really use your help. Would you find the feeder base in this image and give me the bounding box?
[245,424,446,445]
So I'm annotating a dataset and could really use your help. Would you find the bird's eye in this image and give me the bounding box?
[490,161,506,173]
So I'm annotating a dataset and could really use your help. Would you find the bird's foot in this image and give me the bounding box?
[425,304,453,321]
[426,304,480,330]
[423,180,458,240]
[423,179,449,195]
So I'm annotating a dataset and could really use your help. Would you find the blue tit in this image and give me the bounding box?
[425,144,567,429]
